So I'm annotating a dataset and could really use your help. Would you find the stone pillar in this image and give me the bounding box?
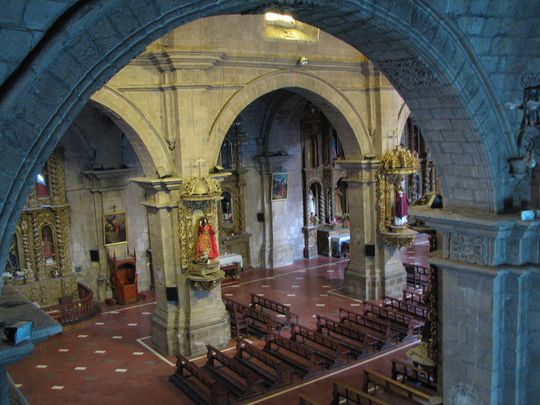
[339,159,406,300]
[131,177,182,355]
[255,155,291,268]
[413,207,540,405]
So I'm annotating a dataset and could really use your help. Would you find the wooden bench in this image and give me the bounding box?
[264,332,328,378]
[403,290,425,308]
[363,369,442,405]
[229,307,250,338]
[316,315,378,356]
[223,297,281,335]
[251,294,299,327]
[291,323,350,365]
[391,358,437,392]
[205,344,265,400]
[169,353,229,405]
[298,380,392,405]
[383,296,427,321]
[234,339,294,389]
[338,307,399,344]
[363,303,423,337]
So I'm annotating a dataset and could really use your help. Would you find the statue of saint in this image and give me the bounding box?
[393,187,409,226]
[308,190,316,216]
[196,217,219,261]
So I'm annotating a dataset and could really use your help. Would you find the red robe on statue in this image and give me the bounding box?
[196,223,219,259]
[394,191,408,218]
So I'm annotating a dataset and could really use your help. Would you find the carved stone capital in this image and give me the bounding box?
[412,207,540,266]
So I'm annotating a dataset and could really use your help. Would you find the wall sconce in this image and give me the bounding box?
[506,72,540,169]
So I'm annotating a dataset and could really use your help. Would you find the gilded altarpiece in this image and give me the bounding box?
[301,104,348,258]
[216,123,251,266]
[4,149,77,306]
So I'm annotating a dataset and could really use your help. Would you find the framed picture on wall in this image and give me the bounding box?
[272,173,288,200]
[103,211,127,246]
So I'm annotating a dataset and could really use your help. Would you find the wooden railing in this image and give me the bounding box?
[43,283,96,324]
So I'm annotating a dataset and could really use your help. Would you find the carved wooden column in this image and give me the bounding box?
[413,207,540,405]
[132,177,183,355]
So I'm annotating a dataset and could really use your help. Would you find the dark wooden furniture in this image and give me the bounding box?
[42,283,96,324]
[383,296,427,321]
[291,323,350,365]
[338,307,400,344]
[316,315,376,357]
[107,250,138,305]
[234,339,294,389]
[250,294,299,327]
[169,353,229,405]
[229,307,250,338]
[299,380,392,405]
[205,344,265,400]
[363,369,442,405]
[264,332,328,378]
[223,297,283,336]
[391,358,437,392]
[363,303,423,337]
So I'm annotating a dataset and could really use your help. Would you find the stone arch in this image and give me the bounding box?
[208,71,372,161]
[91,86,174,178]
[0,0,518,283]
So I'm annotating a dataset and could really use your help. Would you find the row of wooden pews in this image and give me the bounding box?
[223,294,299,337]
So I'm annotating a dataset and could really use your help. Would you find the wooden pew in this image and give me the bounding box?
[205,344,265,400]
[363,369,442,405]
[316,315,378,356]
[229,307,250,338]
[363,303,423,337]
[251,294,299,327]
[264,332,329,378]
[291,323,351,365]
[403,290,426,308]
[298,380,392,405]
[223,297,281,335]
[169,353,230,405]
[234,339,294,389]
[383,296,427,321]
[338,307,400,344]
[391,358,437,392]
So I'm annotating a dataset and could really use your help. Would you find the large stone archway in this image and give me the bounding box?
[0,2,537,404]
[90,86,174,178]
[208,70,373,161]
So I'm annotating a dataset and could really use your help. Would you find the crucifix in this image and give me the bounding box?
[111,204,118,212]
[194,159,206,177]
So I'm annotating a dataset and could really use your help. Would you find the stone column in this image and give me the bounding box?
[413,207,540,405]
[339,159,406,300]
[131,177,182,355]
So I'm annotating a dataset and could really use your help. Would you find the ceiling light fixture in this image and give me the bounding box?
[265,12,295,28]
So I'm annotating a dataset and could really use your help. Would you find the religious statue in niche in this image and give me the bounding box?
[394,186,409,226]
[196,217,219,262]
[41,225,56,264]
[35,166,50,198]
[6,236,19,275]
[308,189,317,225]
[221,192,233,226]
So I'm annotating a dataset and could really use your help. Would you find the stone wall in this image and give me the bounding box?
[61,105,151,297]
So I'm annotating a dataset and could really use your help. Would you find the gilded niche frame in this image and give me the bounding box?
[103,211,128,246]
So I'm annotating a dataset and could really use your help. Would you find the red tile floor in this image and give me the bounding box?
[8,238,429,404]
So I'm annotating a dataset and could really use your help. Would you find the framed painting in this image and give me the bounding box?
[272,173,288,200]
[103,211,127,246]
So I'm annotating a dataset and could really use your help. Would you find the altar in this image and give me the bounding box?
[218,253,243,278]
